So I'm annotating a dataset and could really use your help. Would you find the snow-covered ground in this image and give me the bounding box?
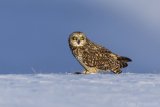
[0,73,160,107]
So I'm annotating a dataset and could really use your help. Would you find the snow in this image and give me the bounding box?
[0,73,160,107]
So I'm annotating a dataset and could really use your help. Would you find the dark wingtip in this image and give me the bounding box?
[125,57,132,62]
[118,56,132,62]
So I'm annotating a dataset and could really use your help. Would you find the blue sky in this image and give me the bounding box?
[0,0,160,74]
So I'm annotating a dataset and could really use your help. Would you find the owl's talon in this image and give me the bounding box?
[112,70,122,74]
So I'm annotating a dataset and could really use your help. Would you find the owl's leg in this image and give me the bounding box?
[83,70,91,74]
[83,68,99,74]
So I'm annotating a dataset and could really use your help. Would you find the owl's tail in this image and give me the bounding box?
[118,56,132,68]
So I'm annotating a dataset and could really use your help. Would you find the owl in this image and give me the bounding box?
[68,31,132,74]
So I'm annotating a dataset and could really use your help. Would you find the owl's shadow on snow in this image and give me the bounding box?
[73,71,118,75]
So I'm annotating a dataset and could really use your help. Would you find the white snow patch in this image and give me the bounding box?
[0,73,160,107]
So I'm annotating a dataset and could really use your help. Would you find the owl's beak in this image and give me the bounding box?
[77,40,80,44]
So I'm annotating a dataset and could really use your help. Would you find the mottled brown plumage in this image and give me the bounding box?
[68,31,132,74]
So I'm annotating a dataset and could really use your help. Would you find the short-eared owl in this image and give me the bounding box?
[68,31,132,74]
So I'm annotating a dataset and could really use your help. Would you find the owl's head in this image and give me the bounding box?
[69,32,87,47]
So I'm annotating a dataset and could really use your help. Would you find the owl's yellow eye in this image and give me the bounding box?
[80,36,85,40]
[72,36,77,40]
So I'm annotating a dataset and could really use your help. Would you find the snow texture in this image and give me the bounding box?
[0,73,160,107]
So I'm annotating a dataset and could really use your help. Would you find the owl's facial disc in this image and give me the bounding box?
[70,32,87,47]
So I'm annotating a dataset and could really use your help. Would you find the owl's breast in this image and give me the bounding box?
[72,48,83,56]
[72,48,90,69]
